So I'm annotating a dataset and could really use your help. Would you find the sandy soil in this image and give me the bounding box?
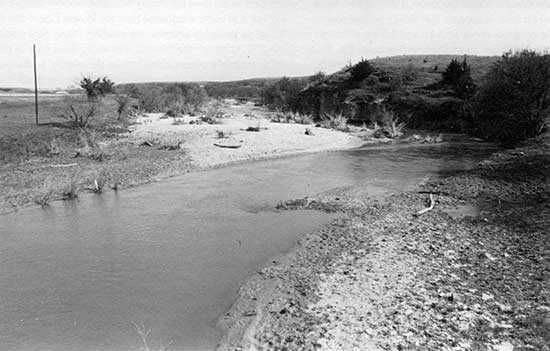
[217,135,550,351]
[130,104,365,169]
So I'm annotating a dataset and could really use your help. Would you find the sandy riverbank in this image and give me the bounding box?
[217,134,550,351]
[0,103,366,214]
[130,104,366,169]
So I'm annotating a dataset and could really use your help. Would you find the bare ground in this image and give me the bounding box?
[217,134,550,351]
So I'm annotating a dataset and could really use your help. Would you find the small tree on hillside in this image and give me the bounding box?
[79,76,115,101]
[350,59,374,82]
[441,58,475,98]
[475,50,550,145]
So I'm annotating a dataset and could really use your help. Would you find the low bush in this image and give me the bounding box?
[270,111,313,124]
[474,50,550,145]
[199,115,221,124]
[63,180,80,200]
[62,95,101,128]
[386,93,474,132]
[378,107,406,138]
[171,118,185,125]
[215,130,229,138]
[34,187,53,207]
[320,113,349,131]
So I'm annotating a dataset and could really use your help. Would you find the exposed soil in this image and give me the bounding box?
[218,134,550,351]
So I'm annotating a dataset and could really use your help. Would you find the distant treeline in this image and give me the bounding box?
[117,82,209,116]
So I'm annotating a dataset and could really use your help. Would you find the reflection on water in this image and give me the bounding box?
[0,140,496,351]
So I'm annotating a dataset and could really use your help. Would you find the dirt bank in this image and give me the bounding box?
[218,134,550,351]
[0,103,366,214]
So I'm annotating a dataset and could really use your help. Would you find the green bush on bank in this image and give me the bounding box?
[474,50,550,145]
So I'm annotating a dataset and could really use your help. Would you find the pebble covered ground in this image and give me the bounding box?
[218,134,550,351]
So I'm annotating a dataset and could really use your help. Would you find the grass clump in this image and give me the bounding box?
[35,191,53,207]
[271,111,313,124]
[63,180,80,200]
[171,118,185,125]
[215,130,230,139]
[133,322,173,351]
[320,113,349,131]
[376,107,406,138]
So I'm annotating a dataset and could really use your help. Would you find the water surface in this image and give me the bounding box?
[0,139,496,351]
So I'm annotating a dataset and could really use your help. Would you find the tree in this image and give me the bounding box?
[79,76,115,101]
[161,83,208,115]
[441,58,475,98]
[261,77,306,111]
[114,94,130,120]
[63,95,100,128]
[309,71,326,83]
[475,50,550,145]
[349,59,374,83]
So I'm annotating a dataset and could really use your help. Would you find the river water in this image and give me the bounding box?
[0,139,496,351]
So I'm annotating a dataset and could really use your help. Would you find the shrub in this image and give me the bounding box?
[35,180,54,207]
[215,130,228,138]
[63,180,80,200]
[171,118,185,125]
[123,83,208,114]
[79,76,114,101]
[441,58,476,98]
[270,111,313,124]
[63,95,100,128]
[320,113,349,131]
[261,77,307,111]
[350,59,374,83]
[203,104,225,120]
[386,93,474,132]
[378,107,405,138]
[114,94,130,120]
[475,50,550,145]
[199,115,221,124]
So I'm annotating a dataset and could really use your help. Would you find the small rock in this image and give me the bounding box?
[482,293,494,301]
[493,341,514,351]
[495,302,513,313]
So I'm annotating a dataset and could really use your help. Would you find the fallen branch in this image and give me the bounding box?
[416,193,435,216]
[214,143,242,149]
[39,163,78,168]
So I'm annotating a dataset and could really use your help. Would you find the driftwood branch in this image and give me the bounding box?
[40,163,78,168]
[416,193,435,216]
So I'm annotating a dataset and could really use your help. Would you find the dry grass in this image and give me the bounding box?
[215,130,230,139]
[271,111,313,124]
[171,118,185,125]
[62,179,80,200]
[34,178,55,207]
[132,322,173,351]
[320,113,349,131]
[378,108,406,138]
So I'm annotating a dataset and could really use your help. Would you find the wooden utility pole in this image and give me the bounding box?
[33,44,38,125]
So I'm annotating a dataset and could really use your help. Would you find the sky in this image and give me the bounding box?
[2,0,550,89]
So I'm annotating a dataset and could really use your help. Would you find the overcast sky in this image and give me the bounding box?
[2,0,550,88]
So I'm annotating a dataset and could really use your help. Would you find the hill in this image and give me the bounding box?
[370,54,499,86]
[0,87,34,94]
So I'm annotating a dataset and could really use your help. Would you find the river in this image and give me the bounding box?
[0,138,496,351]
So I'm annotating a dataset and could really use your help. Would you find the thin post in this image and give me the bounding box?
[33,44,38,125]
